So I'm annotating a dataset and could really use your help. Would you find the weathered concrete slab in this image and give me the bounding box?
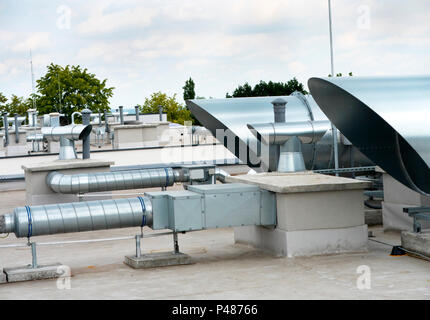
[4,263,62,283]
[124,252,192,269]
[225,172,371,194]
[401,231,430,258]
[22,159,114,173]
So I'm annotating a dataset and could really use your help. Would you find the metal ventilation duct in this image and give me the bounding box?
[0,197,152,238]
[186,95,371,171]
[308,76,430,195]
[46,167,188,194]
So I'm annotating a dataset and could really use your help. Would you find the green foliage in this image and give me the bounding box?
[34,63,114,120]
[139,92,194,125]
[328,72,353,77]
[0,94,32,126]
[0,92,7,106]
[183,77,196,101]
[3,95,31,115]
[226,78,307,98]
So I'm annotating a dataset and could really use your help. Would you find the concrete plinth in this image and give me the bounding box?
[3,263,62,283]
[227,172,371,257]
[124,252,192,269]
[401,231,430,258]
[113,124,159,149]
[23,159,114,205]
[0,269,7,284]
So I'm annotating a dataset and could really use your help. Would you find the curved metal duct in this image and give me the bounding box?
[46,167,189,194]
[41,124,92,142]
[247,120,331,145]
[308,76,430,195]
[186,95,371,171]
[41,124,92,160]
[214,168,230,183]
[0,197,152,238]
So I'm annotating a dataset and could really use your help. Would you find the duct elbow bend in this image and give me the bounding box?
[215,168,230,183]
[46,171,64,193]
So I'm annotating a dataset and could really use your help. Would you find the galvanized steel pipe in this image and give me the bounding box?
[46,167,189,194]
[0,197,153,238]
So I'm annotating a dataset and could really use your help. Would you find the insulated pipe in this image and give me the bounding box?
[46,167,188,194]
[0,197,153,238]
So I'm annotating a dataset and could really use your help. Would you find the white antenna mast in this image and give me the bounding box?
[30,49,36,110]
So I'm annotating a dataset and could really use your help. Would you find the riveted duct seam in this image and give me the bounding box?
[46,168,188,194]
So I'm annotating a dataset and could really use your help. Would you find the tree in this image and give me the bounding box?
[226,78,307,98]
[139,92,194,125]
[3,95,31,116]
[183,77,196,101]
[328,72,353,77]
[34,63,114,120]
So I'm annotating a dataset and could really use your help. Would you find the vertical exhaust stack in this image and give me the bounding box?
[308,76,430,195]
[248,98,330,173]
[41,124,92,160]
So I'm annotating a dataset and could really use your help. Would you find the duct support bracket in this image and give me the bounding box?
[124,231,191,269]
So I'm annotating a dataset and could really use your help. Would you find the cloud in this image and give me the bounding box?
[76,6,157,35]
[11,32,51,52]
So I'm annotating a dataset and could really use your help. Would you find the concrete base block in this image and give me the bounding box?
[0,270,7,284]
[235,225,368,258]
[365,209,383,226]
[6,145,28,156]
[401,231,430,258]
[3,263,62,283]
[124,252,192,269]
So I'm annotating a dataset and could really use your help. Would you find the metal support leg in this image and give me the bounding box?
[173,232,179,254]
[135,235,142,258]
[30,242,37,269]
[413,217,422,233]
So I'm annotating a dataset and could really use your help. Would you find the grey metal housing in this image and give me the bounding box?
[308,76,430,195]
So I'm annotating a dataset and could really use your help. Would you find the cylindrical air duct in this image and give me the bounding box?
[135,106,140,121]
[158,105,163,122]
[14,114,19,144]
[3,112,9,147]
[46,167,188,194]
[0,197,153,238]
[308,76,430,195]
[119,106,124,125]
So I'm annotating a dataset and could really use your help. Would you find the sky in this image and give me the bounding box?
[0,0,429,107]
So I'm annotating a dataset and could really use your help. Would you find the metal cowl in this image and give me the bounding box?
[308,76,430,195]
